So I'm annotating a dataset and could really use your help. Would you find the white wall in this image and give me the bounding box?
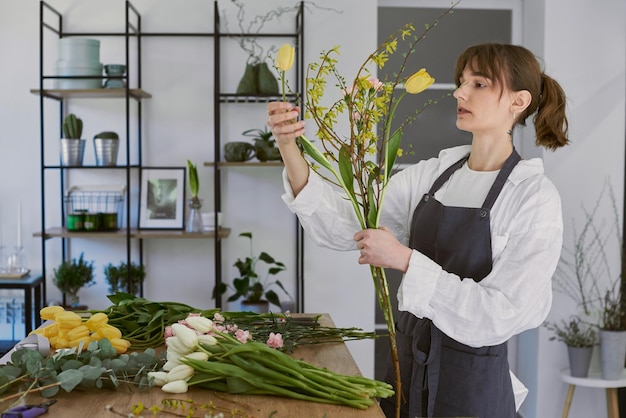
[1,1,625,416]
[534,1,626,417]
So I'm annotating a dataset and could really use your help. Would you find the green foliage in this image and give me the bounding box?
[186,159,199,199]
[0,339,161,400]
[212,232,290,307]
[62,113,83,139]
[103,261,146,296]
[52,253,95,305]
[89,293,219,350]
[181,331,393,409]
[544,316,597,348]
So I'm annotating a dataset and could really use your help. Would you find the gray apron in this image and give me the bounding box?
[380,149,520,418]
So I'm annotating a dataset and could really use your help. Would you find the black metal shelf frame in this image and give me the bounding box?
[212,1,305,311]
[36,0,305,312]
[38,0,145,305]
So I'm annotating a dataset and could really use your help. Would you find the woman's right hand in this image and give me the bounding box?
[267,102,306,147]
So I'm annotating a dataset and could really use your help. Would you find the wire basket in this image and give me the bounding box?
[64,185,126,231]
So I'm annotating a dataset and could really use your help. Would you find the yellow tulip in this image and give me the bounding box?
[54,311,83,328]
[85,312,108,331]
[405,68,435,94]
[40,305,66,321]
[67,325,90,341]
[98,324,122,340]
[277,43,295,71]
[110,338,131,354]
[68,336,91,348]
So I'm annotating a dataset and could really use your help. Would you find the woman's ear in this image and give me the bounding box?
[511,90,532,114]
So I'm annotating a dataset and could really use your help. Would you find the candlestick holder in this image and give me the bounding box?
[3,246,29,278]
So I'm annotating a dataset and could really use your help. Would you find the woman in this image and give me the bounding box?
[267,43,568,418]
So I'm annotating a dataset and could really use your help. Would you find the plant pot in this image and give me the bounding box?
[567,345,593,377]
[254,141,282,162]
[599,329,626,379]
[240,300,269,314]
[60,139,86,166]
[93,138,119,166]
[224,142,255,162]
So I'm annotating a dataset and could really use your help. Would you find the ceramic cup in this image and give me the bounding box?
[224,142,255,162]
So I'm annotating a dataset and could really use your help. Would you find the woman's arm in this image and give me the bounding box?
[267,101,309,196]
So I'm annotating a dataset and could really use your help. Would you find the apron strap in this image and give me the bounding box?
[481,148,522,210]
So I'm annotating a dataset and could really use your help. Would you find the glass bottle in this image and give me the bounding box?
[186,198,204,233]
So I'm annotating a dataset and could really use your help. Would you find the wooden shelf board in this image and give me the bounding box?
[33,227,231,240]
[30,88,152,99]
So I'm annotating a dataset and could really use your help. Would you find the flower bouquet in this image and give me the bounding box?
[274,5,457,416]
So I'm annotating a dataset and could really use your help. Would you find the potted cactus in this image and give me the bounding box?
[60,113,86,166]
[93,130,119,166]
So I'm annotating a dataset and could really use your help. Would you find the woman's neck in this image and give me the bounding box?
[468,137,513,171]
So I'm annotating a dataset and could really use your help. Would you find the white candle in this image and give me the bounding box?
[17,202,21,248]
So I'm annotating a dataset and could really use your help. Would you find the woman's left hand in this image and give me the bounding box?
[354,226,412,273]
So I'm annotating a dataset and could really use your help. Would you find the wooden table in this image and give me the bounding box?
[4,314,386,418]
[560,368,626,418]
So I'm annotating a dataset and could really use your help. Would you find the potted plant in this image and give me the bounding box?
[93,130,119,166]
[243,127,282,162]
[52,252,95,309]
[212,232,291,313]
[544,315,596,377]
[60,113,86,166]
[553,180,626,379]
[103,261,146,296]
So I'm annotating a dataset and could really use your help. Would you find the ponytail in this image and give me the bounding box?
[533,73,569,150]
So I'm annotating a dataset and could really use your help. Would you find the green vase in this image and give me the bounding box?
[257,62,279,95]
[236,63,259,95]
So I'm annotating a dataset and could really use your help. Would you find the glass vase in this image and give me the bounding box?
[186,198,204,233]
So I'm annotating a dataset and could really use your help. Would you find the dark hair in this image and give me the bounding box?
[454,43,569,150]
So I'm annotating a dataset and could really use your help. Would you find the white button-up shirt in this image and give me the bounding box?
[282,144,563,348]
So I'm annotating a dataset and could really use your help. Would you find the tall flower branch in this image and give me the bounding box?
[275,5,457,417]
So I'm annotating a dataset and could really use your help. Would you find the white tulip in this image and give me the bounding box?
[184,351,209,362]
[185,316,213,333]
[167,364,195,382]
[171,323,199,351]
[147,371,169,386]
[161,379,189,393]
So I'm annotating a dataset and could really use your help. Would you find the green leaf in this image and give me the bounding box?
[298,136,335,173]
[385,129,402,180]
[265,290,281,307]
[187,159,199,197]
[61,359,83,371]
[338,146,354,193]
[58,369,83,392]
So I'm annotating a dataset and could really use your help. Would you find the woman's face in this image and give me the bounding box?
[453,64,513,137]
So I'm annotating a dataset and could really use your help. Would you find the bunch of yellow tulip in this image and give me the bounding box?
[31,306,131,354]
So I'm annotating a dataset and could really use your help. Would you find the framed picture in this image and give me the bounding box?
[139,167,186,230]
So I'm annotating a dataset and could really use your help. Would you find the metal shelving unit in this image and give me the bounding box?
[34,0,304,311]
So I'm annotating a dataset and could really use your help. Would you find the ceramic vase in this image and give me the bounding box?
[236,63,259,95]
[257,62,279,94]
[599,329,626,379]
[567,345,593,378]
